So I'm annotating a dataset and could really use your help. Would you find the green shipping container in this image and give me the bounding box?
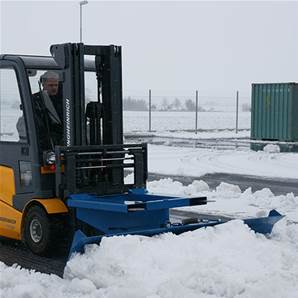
[251,83,298,141]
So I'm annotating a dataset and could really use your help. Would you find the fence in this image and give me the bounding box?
[123,90,251,133]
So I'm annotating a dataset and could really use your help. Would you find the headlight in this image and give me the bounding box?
[44,151,56,165]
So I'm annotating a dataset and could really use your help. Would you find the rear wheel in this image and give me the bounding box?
[23,206,52,255]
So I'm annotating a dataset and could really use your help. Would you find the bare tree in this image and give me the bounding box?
[123,96,148,111]
[185,99,196,111]
[173,98,182,110]
[161,97,169,111]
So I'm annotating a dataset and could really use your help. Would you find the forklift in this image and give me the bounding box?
[0,43,283,257]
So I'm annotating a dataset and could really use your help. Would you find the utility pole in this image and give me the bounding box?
[80,0,88,42]
[195,90,199,134]
[236,90,239,134]
[149,89,152,132]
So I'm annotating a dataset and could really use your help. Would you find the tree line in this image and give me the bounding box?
[123,96,210,111]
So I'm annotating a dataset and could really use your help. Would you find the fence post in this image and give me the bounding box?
[149,89,152,132]
[236,90,239,134]
[195,90,199,134]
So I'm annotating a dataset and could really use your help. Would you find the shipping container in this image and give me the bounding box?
[251,83,298,141]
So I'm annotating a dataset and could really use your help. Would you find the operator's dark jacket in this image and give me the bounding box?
[32,92,63,150]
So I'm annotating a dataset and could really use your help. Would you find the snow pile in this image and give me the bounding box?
[263,144,280,153]
[148,179,298,219]
[215,182,241,198]
[0,263,99,298]
[1,179,298,298]
[148,178,210,197]
[64,221,298,298]
[1,219,298,298]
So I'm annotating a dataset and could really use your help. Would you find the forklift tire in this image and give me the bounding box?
[23,206,53,255]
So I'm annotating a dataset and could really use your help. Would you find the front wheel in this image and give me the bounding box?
[23,206,52,255]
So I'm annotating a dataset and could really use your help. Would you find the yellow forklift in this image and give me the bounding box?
[0,43,283,257]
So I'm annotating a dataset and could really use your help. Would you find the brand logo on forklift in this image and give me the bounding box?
[65,97,71,146]
[0,217,16,224]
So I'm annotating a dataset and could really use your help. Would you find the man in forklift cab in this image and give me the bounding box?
[38,71,63,120]
[17,71,63,149]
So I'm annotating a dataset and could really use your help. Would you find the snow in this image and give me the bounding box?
[1,111,298,297]
[147,178,298,220]
[1,178,298,298]
[64,221,298,298]
[123,111,250,132]
[148,144,298,179]
[263,144,281,153]
[0,108,23,142]
[2,109,249,135]
[137,129,251,139]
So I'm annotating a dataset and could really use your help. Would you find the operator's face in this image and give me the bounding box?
[43,78,59,96]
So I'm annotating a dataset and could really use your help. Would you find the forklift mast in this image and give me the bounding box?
[50,43,123,147]
[50,43,147,198]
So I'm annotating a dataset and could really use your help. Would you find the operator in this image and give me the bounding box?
[38,71,63,121]
[17,71,63,149]
[33,71,63,149]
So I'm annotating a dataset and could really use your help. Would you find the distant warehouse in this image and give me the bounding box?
[251,83,298,151]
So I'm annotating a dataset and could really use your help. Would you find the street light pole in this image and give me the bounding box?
[79,0,88,42]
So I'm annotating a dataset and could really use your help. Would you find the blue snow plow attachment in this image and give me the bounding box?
[67,188,284,257]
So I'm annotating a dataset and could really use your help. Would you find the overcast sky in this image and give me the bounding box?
[1,1,298,100]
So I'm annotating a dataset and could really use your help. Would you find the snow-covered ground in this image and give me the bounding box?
[1,111,298,297]
[135,129,251,139]
[1,179,298,298]
[148,144,298,179]
[2,109,249,139]
[123,111,250,132]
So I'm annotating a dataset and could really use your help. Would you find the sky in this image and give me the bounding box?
[1,1,298,100]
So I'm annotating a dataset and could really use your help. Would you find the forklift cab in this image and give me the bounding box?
[0,43,147,215]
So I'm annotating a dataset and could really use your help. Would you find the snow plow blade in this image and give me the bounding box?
[67,189,284,258]
[242,209,284,234]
